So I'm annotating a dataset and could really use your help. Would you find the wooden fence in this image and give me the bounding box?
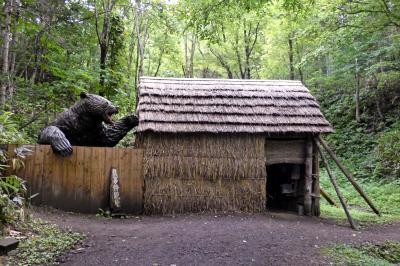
[5,144,144,214]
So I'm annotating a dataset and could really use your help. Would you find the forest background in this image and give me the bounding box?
[0,0,399,183]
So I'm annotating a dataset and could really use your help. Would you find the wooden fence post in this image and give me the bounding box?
[304,137,313,216]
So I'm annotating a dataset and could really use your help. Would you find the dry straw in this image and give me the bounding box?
[137,77,333,134]
[138,133,267,214]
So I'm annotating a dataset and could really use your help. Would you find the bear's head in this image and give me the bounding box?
[78,92,119,124]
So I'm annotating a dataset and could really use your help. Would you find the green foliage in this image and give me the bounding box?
[375,123,400,180]
[0,175,27,226]
[319,168,400,224]
[0,0,398,187]
[96,208,112,218]
[0,146,30,229]
[7,219,84,266]
[322,241,400,266]
[0,112,27,144]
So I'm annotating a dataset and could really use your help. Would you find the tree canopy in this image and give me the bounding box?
[0,0,399,179]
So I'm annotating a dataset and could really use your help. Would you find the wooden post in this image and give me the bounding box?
[110,168,121,212]
[317,142,358,230]
[318,136,380,216]
[312,139,320,216]
[304,137,313,216]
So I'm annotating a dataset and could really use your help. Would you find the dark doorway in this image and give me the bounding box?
[266,163,304,212]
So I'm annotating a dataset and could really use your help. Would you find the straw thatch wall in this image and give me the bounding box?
[137,133,266,214]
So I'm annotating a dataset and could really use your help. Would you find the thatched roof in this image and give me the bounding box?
[137,77,333,134]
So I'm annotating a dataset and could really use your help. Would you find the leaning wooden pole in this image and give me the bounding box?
[316,141,358,230]
[320,186,339,208]
[317,136,380,216]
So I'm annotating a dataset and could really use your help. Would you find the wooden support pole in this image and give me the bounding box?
[304,137,313,216]
[316,142,358,230]
[318,136,380,216]
[320,186,339,208]
[312,140,320,216]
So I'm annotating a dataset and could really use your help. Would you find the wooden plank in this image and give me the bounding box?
[90,147,107,213]
[266,139,306,165]
[51,150,64,209]
[21,146,36,197]
[74,146,87,212]
[118,148,130,213]
[104,147,114,210]
[40,146,54,206]
[30,145,44,204]
[80,147,92,213]
[60,147,78,211]
[120,149,144,213]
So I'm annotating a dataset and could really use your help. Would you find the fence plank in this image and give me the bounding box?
[104,148,113,209]
[119,148,130,213]
[81,147,92,213]
[51,151,65,209]
[90,147,107,213]
[74,146,86,212]
[41,147,53,206]
[62,148,78,211]
[31,145,44,204]
[116,148,143,213]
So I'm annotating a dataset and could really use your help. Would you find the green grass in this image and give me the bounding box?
[320,167,400,265]
[319,167,400,225]
[5,218,84,266]
[322,241,400,266]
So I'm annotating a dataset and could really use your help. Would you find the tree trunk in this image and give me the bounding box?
[296,41,304,83]
[235,30,245,79]
[94,0,117,93]
[99,44,107,89]
[184,33,196,78]
[153,34,167,77]
[1,0,13,107]
[209,47,233,79]
[355,58,361,122]
[288,31,295,80]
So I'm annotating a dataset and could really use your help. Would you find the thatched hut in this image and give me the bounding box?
[135,77,333,215]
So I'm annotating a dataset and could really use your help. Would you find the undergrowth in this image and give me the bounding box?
[319,167,400,224]
[322,241,400,266]
[5,218,84,266]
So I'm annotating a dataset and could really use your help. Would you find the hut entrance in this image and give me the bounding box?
[266,163,303,213]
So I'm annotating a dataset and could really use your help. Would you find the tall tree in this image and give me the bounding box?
[94,0,117,92]
[1,0,13,107]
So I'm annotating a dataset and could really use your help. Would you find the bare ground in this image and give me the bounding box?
[31,207,400,266]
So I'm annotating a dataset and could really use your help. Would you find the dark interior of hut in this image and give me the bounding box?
[266,163,304,213]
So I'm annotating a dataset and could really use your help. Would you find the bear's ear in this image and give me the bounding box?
[80,92,88,99]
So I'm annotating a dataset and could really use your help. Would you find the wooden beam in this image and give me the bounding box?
[320,186,339,208]
[316,142,358,230]
[312,140,320,216]
[304,137,313,216]
[318,136,380,216]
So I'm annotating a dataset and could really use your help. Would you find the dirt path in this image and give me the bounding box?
[32,208,400,266]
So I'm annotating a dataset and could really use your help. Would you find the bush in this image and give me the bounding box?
[0,112,27,144]
[375,122,400,180]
